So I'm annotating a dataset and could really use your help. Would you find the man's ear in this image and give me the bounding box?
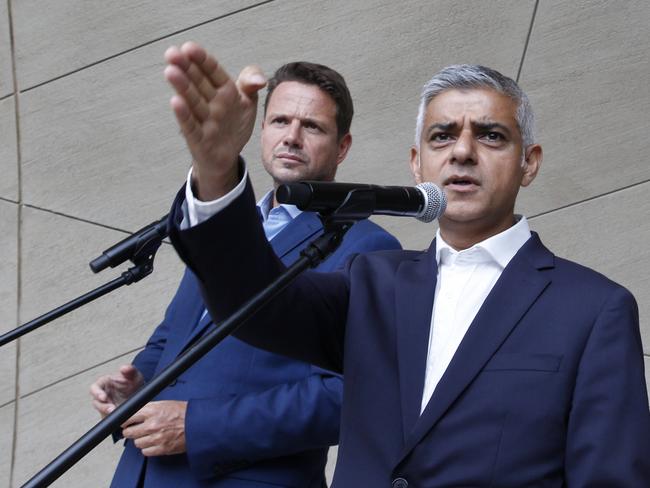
[410,146,423,184]
[336,133,353,165]
[521,144,542,187]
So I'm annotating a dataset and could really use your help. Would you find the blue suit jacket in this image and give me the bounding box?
[170,180,650,487]
[111,206,400,487]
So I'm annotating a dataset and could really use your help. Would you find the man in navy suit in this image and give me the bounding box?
[89,52,400,487]
[165,42,650,487]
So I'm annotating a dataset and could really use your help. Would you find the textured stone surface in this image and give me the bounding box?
[20,0,535,237]
[529,181,650,354]
[0,1,12,98]
[0,201,17,406]
[12,0,262,90]
[517,0,650,217]
[18,207,184,394]
[0,342,16,408]
[0,403,14,487]
[13,353,137,487]
[0,97,18,201]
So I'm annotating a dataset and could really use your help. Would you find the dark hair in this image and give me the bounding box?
[263,62,353,139]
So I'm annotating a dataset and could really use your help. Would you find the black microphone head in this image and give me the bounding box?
[415,182,447,223]
[276,183,313,209]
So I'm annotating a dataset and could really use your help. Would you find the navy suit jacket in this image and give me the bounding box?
[111,203,400,487]
[170,180,650,487]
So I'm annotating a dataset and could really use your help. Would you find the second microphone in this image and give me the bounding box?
[275,181,446,223]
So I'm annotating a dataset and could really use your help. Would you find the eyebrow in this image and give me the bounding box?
[425,121,512,137]
[471,121,512,136]
[424,122,457,135]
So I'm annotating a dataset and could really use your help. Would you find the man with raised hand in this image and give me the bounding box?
[166,45,650,487]
[90,43,399,487]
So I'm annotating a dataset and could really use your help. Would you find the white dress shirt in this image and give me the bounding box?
[420,217,531,413]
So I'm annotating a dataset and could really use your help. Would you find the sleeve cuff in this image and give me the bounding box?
[184,161,248,228]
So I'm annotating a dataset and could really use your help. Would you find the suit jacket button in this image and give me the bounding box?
[392,478,408,488]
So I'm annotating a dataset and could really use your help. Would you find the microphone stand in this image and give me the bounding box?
[21,190,376,488]
[0,216,168,348]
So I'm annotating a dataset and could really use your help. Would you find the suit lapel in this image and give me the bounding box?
[268,211,323,259]
[177,211,323,354]
[399,234,554,459]
[395,242,439,443]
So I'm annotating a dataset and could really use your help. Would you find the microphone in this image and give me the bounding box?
[276,181,446,223]
[89,215,169,273]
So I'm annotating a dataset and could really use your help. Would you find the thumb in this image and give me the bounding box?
[236,65,266,101]
[119,364,139,380]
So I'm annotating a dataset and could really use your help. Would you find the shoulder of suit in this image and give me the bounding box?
[549,254,634,299]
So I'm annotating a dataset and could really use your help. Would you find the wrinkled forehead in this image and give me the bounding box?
[266,81,337,119]
[425,88,519,128]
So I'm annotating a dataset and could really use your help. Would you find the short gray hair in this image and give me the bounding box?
[414,64,535,148]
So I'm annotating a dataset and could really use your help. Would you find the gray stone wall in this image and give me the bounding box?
[0,1,648,485]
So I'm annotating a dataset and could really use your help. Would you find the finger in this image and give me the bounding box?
[121,410,147,429]
[170,95,204,146]
[140,446,162,457]
[165,65,210,122]
[164,45,191,71]
[181,42,231,88]
[92,399,114,416]
[184,62,217,101]
[119,364,136,378]
[236,65,267,100]
[133,434,157,451]
[122,421,148,439]
[89,382,108,402]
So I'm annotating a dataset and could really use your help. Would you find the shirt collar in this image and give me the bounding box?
[435,216,531,268]
[257,189,303,222]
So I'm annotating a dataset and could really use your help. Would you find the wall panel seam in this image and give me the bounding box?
[528,178,650,221]
[516,0,538,83]
[18,346,145,401]
[19,0,276,94]
[0,399,15,410]
[7,0,21,485]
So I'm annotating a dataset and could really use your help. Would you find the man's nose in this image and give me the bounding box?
[450,130,476,165]
[283,120,303,148]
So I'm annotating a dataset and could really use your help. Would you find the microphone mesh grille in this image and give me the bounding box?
[416,183,447,223]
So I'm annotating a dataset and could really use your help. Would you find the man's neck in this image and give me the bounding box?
[438,216,517,251]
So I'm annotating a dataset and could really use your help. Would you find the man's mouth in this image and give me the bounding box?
[444,175,480,189]
[275,152,305,164]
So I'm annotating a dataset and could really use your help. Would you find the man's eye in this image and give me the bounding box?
[482,132,504,141]
[304,122,321,131]
[272,117,288,125]
[431,133,451,142]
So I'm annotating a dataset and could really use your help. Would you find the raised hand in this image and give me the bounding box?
[164,41,267,200]
[121,400,188,456]
[89,364,145,418]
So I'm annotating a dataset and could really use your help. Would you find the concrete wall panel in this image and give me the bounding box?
[518,0,650,217]
[0,200,17,406]
[0,0,12,98]
[20,0,535,234]
[13,353,136,487]
[0,97,18,201]
[12,0,262,90]
[0,342,15,407]
[18,207,184,394]
[0,404,15,487]
[529,182,650,352]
